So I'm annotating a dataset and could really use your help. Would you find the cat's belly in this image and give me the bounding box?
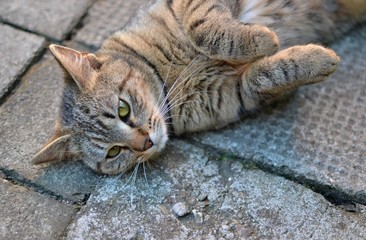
[238,0,275,25]
[239,0,264,23]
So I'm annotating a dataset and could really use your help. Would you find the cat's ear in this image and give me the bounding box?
[31,134,72,165]
[49,44,101,90]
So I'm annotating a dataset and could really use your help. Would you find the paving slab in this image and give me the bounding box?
[0,0,93,40]
[0,55,102,202]
[0,178,76,240]
[66,141,366,239]
[0,24,45,100]
[192,25,366,204]
[74,0,148,48]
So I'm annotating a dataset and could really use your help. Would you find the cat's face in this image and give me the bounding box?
[31,45,168,175]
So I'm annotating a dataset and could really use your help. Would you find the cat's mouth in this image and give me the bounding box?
[147,129,168,154]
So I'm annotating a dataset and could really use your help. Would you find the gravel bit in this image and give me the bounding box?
[197,192,208,201]
[192,209,204,223]
[172,202,189,217]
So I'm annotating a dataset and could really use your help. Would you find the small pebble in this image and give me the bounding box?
[225,232,235,239]
[220,224,232,237]
[197,192,208,201]
[192,209,204,223]
[172,202,189,217]
[221,224,231,232]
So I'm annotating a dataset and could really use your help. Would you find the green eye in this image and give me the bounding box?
[107,146,121,158]
[118,99,130,120]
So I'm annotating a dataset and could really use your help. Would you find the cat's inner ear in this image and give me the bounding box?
[49,44,101,90]
[31,134,72,165]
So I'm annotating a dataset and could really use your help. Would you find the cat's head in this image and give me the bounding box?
[31,44,168,175]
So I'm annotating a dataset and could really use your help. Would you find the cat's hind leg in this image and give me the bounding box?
[239,44,340,111]
[178,0,279,62]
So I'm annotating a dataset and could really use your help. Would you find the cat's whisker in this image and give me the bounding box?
[115,171,126,180]
[129,160,142,208]
[142,161,149,186]
[163,89,212,109]
[162,100,201,117]
[142,155,153,170]
[164,114,186,120]
[164,63,208,102]
[163,61,206,104]
[157,55,202,112]
[159,54,200,105]
[161,97,197,117]
[123,161,139,188]
[162,84,236,118]
[161,91,213,117]
[157,63,207,118]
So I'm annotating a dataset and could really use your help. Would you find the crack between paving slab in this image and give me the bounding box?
[0,167,90,208]
[62,1,95,43]
[0,41,48,106]
[58,205,87,240]
[72,40,99,52]
[0,19,64,43]
[0,0,94,45]
[184,138,366,208]
[0,1,96,106]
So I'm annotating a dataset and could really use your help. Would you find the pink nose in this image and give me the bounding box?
[144,138,153,150]
[130,131,153,151]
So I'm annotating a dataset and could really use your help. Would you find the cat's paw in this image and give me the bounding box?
[244,24,280,60]
[243,44,340,100]
[287,44,340,83]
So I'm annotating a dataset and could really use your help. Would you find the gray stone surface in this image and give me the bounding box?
[193,25,366,204]
[1,1,366,239]
[0,55,102,201]
[66,141,366,239]
[0,0,93,40]
[0,178,76,240]
[74,0,148,48]
[0,24,44,99]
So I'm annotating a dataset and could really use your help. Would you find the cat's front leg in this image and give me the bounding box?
[239,44,340,110]
[179,0,279,62]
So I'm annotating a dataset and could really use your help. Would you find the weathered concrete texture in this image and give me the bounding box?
[0,178,76,240]
[66,141,366,239]
[0,24,44,99]
[193,25,366,203]
[0,55,102,201]
[0,0,93,40]
[74,0,148,48]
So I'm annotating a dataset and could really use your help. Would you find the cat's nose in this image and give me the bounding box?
[131,131,153,151]
[144,137,153,150]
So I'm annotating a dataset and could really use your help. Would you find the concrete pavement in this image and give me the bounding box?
[0,0,365,239]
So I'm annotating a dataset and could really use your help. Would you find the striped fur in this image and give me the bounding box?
[32,0,366,175]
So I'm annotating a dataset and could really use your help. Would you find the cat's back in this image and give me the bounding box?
[239,0,366,46]
[112,0,366,49]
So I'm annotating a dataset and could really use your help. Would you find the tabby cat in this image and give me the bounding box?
[32,0,366,175]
